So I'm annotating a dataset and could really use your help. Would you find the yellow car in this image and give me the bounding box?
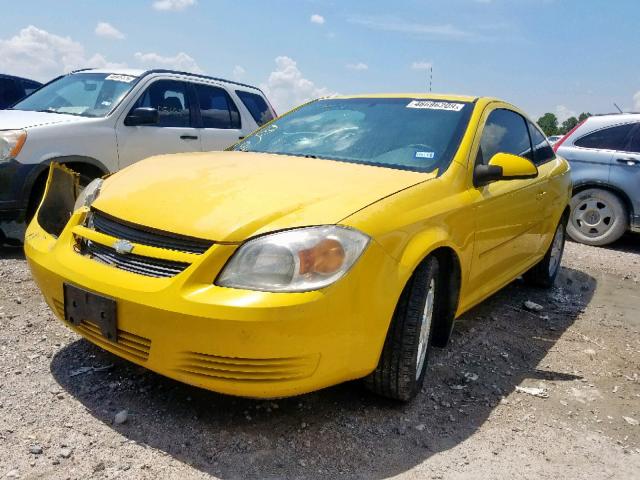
[25,94,571,401]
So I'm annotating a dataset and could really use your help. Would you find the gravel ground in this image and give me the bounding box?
[1,234,639,479]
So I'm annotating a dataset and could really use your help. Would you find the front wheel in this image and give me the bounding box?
[523,219,566,288]
[364,256,443,401]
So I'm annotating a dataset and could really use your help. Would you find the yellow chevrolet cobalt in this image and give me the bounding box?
[25,95,571,401]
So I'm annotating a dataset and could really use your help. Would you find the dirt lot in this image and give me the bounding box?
[1,236,639,479]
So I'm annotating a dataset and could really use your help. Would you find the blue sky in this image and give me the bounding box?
[1,0,639,119]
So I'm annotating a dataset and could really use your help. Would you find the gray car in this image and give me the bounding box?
[555,113,640,246]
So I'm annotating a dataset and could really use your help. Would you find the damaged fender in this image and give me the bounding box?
[34,163,80,238]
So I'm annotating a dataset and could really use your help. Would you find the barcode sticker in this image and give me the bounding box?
[407,100,464,111]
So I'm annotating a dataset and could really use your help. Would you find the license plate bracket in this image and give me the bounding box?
[63,283,117,341]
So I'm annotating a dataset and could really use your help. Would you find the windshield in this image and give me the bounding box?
[12,72,138,118]
[233,98,473,173]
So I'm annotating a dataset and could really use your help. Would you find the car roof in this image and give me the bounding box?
[75,68,264,93]
[0,73,42,84]
[333,93,479,102]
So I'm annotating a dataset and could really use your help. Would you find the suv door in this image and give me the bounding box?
[610,122,640,228]
[116,79,202,168]
[193,83,244,151]
[467,107,548,299]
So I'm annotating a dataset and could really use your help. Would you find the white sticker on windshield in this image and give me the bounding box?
[105,74,137,83]
[406,100,464,111]
[415,151,435,159]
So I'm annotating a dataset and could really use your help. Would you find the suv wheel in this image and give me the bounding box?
[567,188,628,246]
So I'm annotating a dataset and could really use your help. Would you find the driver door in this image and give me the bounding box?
[467,106,547,301]
[115,79,202,168]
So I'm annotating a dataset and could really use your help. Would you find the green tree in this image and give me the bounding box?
[578,112,592,122]
[537,113,559,136]
[560,116,578,134]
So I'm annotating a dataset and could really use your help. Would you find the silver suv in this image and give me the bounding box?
[554,113,640,245]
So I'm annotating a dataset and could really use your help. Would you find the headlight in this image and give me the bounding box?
[0,130,27,163]
[73,178,103,211]
[216,226,370,292]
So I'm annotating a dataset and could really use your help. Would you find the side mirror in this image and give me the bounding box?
[474,152,538,186]
[124,107,159,126]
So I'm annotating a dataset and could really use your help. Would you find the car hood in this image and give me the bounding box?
[0,109,84,129]
[93,151,433,242]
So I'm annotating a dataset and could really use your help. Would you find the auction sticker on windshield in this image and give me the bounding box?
[406,100,465,111]
[105,74,137,83]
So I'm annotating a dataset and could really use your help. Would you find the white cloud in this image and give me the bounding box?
[346,62,368,71]
[411,61,432,71]
[633,91,640,111]
[152,0,196,11]
[95,22,125,40]
[0,25,124,81]
[261,56,334,113]
[232,65,246,79]
[310,14,325,25]
[349,16,471,39]
[134,51,203,73]
[555,104,577,122]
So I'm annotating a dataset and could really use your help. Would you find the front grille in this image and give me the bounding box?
[92,209,214,254]
[76,319,152,362]
[175,351,319,382]
[82,240,189,278]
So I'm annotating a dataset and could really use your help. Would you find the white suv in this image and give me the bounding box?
[0,68,276,239]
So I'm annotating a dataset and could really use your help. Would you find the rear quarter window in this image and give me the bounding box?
[574,123,634,150]
[235,90,274,126]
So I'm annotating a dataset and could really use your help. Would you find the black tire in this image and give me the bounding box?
[364,256,443,401]
[523,219,566,288]
[567,188,627,246]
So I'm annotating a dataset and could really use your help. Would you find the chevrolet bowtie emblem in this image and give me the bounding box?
[113,239,134,255]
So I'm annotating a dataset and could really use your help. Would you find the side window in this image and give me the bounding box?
[0,78,25,108]
[131,80,191,127]
[528,121,555,165]
[626,124,640,153]
[194,84,240,129]
[478,109,532,164]
[574,123,634,151]
[235,90,275,126]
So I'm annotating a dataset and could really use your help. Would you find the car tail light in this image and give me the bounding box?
[553,119,587,152]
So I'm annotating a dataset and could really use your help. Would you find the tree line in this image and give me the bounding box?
[537,112,592,137]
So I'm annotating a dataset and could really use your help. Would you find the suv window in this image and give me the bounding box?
[235,90,274,126]
[194,84,240,129]
[0,78,24,108]
[23,80,40,96]
[528,121,555,165]
[574,123,634,151]
[132,80,192,127]
[627,124,640,153]
[478,109,532,164]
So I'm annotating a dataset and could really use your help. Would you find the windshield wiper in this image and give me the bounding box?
[37,109,59,114]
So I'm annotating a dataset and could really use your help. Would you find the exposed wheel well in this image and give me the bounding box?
[426,246,461,348]
[25,161,107,221]
[572,184,633,220]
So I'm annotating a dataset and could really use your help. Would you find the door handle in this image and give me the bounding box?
[180,135,199,140]
[616,157,640,166]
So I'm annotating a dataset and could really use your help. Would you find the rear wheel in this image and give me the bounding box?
[567,188,627,246]
[364,256,443,401]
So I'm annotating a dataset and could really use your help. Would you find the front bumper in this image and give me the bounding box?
[24,211,404,398]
